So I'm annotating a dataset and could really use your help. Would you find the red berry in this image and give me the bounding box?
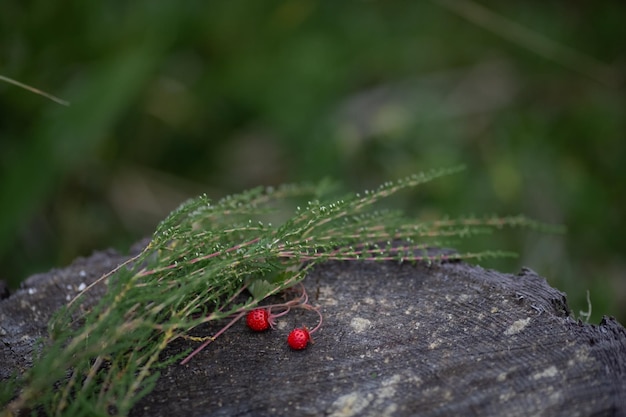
[287,328,310,350]
[246,309,270,332]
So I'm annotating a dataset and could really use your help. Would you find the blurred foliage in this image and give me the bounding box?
[1,0,624,324]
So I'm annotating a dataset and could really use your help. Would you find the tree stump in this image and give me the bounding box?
[1,245,625,416]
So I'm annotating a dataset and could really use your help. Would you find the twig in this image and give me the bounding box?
[0,74,70,106]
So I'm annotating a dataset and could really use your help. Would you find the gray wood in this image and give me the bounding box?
[1,245,625,416]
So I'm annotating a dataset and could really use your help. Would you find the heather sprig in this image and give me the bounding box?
[2,167,557,417]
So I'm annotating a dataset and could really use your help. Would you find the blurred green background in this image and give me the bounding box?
[1,1,624,324]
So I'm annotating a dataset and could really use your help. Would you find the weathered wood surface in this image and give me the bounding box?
[1,246,625,417]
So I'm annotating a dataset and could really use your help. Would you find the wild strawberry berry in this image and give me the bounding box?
[287,328,310,350]
[246,309,270,332]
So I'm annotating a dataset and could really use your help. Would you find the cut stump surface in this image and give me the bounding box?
[1,247,625,417]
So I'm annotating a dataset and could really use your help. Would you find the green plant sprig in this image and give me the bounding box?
[2,167,558,417]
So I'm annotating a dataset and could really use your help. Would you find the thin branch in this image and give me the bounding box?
[431,0,621,87]
[0,74,70,106]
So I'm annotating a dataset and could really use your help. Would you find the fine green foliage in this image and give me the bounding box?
[1,168,555,416]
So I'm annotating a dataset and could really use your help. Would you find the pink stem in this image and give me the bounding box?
[180,310,246,365]
[269,306,291,319]
[180,283,316,364]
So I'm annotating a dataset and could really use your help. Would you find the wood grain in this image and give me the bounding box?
[2,246,625,416]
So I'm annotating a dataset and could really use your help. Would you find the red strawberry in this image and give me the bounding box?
[246,309,270,332]
[287,327,310,350]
